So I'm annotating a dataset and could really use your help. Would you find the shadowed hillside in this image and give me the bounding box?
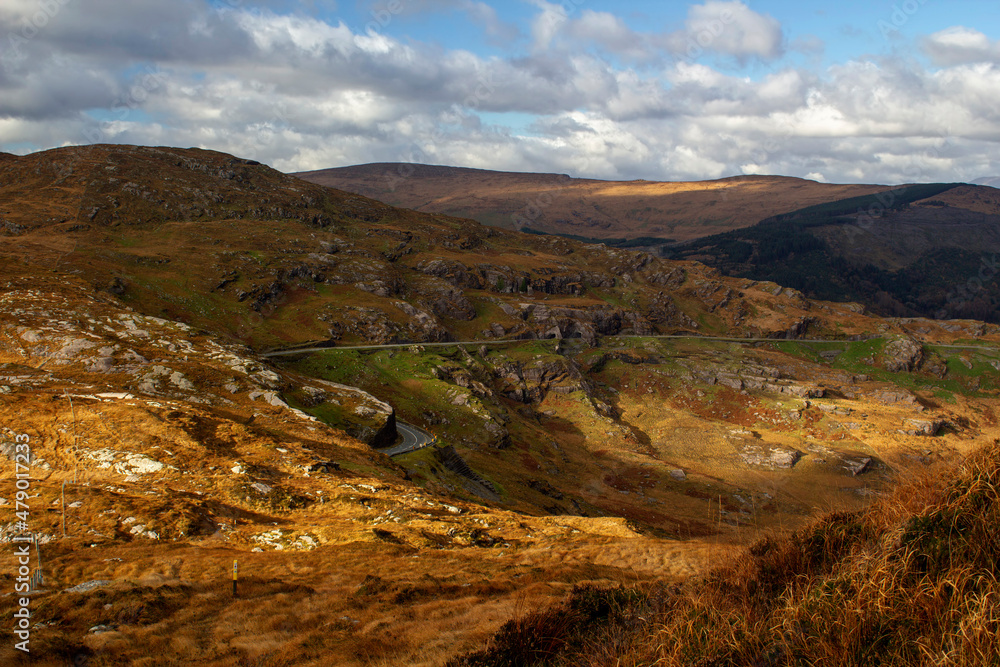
[669,183,1000,323]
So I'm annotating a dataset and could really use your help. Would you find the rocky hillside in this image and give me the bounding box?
[0,269,736,665]
[2,145,1000,665]
[0,145,913,353]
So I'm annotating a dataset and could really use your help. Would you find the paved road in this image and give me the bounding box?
[261,335,851,358]
[266,333,998,458]
[380,421,435,457]
[261,339,530,357]
[262,334,1000,358]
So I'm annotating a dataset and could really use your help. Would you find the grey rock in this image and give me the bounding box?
[740,445,802,468]
[846,458,872,476]
[64,579,112,594]
[883,337,923,373]
[905,419,943,436]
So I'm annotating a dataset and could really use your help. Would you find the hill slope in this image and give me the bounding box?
[669,183,1000,323]
[2,145,1000,665]
[455,439,1000,666]
[293,163,891,241]
[0,144,903,351]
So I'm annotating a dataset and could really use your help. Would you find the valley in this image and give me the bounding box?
[1,145,999,665]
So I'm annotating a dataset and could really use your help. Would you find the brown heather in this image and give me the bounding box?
[1,145,1000,665]
[455,440,1000,666]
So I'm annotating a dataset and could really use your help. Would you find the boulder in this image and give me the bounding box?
[904,419,943,436]
[883,337,923,372]
[740,445,802,468]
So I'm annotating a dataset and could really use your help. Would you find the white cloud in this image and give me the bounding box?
[528,0,572,52]
[0,2,998,186]
[683,1,784,61]
[531,1,784,64]
[923,27,1000,66]
[565,10,651,61]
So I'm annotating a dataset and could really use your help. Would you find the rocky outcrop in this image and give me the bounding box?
[883,337,924,372]
[740,444,802,468]
[368,410,398,449]
[491,302,653,343]
[676,360,825,398]
[903,419,943,436]
[393,302,453,342]
[646,294,699,330]
[770,317,817,340]
[870,388,922,410]
[416,259,614,297]
[645,267,687,289]
[424,285,477,321]
[309,379,398,449]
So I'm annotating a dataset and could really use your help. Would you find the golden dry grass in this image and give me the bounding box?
[3,145,1000,666]
[454,441,1000,667]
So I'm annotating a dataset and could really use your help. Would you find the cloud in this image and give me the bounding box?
[0,2,998,186]
[365,0,519,43]
[529,1,785,64]
[528,0,572,52]
[563,10,656,62]
[679,1,784,61]
[922,27,1000,66]
[790,34,825,57]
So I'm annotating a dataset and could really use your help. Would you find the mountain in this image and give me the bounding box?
[0,144,900,350]
[2,145,1000,665]
[973,176,1000,189]
[295,164,1000,325]
[668,182,1000,323]
[294,163,891,242]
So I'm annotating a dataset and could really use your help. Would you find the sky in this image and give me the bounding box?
[1,0,999,184]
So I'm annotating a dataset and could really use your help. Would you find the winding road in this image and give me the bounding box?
[262,334,1000,358]
[265,334,999,458]
[381,421,435,457]
[261,339,529,357]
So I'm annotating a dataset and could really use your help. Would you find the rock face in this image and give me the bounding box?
[740,445,803,468]
[370,410,398,449]
[427,285,477,321]
[870,389,922,409]
[484,301,654,343]
[904,419,943,436]
[846,458,872,476]
[672,359,825,399]
[883,337,924,372]
[416,259,614,297]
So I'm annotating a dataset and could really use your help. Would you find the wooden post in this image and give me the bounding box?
[66,392,79,484]
[33,533,43,590]
[232,560,238,596]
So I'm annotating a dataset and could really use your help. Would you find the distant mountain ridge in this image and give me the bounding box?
[293,163,892,242]
[669,182,1000,323]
